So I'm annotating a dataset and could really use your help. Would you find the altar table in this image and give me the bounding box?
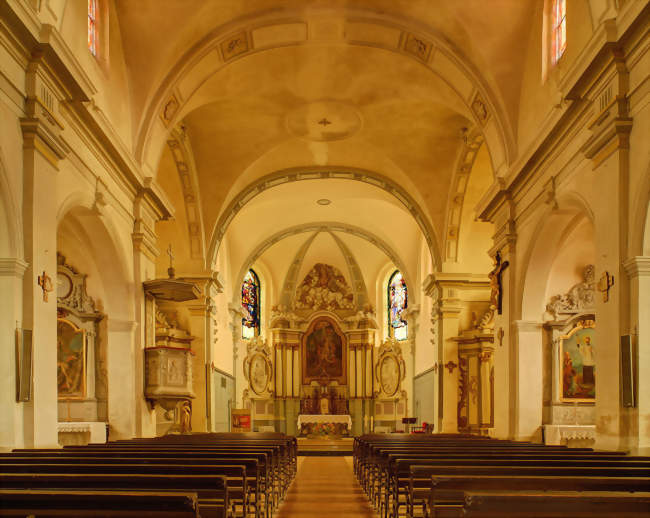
[297,414,352,436]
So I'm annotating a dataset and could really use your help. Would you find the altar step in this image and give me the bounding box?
[297,437,354,456]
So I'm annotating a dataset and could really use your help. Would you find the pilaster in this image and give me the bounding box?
[512,320,544,441]
[20,55,69,447]
[623,257,650,449]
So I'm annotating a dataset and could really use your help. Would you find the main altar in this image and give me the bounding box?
[237,263,411,436]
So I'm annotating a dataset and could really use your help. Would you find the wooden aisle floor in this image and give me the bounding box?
[275,457,377,517]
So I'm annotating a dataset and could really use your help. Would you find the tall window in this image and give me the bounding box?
[241,269,260,339]
[88,0,98,56]
[388,270,408,341]
[551,0,566,64]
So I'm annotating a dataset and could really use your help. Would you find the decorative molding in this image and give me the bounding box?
[208,166,442,269]
[166,128,206,261]
[623,256,650,278]
[0,258,29,278]
[235,221,408,300]
[444,129,484,262]
[545,265,596,320]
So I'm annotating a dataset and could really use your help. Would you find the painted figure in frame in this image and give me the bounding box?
[57,319,85,398]
[561,324,595,401]
[306,320,343,380]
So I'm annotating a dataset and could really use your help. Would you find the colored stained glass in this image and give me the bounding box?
[88,0,97,56]
[388,270,407,340]
[242,269,260,339]
[552,0,566,64]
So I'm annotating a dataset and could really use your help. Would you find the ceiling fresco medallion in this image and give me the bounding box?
[286,100,362,142]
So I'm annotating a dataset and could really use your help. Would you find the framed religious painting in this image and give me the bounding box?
[559,319,595,402]
[301,316,347,385]
[57,318,87,399]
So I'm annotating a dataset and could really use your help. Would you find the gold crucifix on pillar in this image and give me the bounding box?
[598,271,614,302]
[38,271,53,302]
[488,252,509,314]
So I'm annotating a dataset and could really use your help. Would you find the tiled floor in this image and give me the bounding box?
[276,456,376,517]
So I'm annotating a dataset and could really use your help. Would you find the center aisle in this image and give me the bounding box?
[276,457,376,518]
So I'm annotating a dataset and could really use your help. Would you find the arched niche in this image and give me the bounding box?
[520,200,595,322]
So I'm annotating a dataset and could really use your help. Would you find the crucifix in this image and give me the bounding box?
[38,271,53,302]
[488,251,510,314]
[597,271,614,302]
[318,118,331,126]
[167,244,175,279]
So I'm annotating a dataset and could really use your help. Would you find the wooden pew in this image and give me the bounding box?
[435,489,650,518]
[0,473,229,518]
[0,489,200,517]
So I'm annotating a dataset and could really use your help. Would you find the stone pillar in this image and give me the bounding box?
[512,320,544,441]
[579,49,632,450]
[490,217,517,440]
[106,319,138,439]
[20,58,69,447]
[623,257,650,449]
[132,192,162,438]
[0,259,28,449]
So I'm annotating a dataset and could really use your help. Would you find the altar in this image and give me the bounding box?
[297,414,352,436]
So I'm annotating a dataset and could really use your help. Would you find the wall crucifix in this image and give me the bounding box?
[488,251,510,314]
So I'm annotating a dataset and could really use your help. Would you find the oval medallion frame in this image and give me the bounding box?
[378,354,401,397]
[248,352,272,396]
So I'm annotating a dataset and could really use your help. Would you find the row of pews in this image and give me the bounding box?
[353,433,650,518]
[0,432,297,518]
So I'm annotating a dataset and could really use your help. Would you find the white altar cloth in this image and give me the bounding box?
[543,424,596,445]
[297,414,352,429]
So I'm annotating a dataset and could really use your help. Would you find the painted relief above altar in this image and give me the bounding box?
[294,263,354,312]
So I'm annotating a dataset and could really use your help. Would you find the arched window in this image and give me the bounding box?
[241,269,260,339]
[388,270,407,341]
[88,0,98,56]
[551,0,566,64]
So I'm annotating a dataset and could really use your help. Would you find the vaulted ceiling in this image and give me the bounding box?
[133,1,536,283]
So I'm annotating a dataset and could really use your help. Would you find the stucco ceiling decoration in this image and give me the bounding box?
[234,221,407,300]
[208,166,441,270]
[286,100,362,142]
[444,128,484,262]
[137,10,515,176]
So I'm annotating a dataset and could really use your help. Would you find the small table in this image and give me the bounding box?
[297,414,352,436]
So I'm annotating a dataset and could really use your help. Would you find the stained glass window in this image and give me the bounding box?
[388,270,407,341]
[551,0,566,64]
[88,0,97,56]
[242,269,260,339]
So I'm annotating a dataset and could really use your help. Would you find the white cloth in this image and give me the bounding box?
[297,414,352,429]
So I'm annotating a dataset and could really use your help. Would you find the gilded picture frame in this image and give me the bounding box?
[559,319,595,403]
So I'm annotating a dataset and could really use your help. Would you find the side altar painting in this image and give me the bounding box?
[57,319,86,398]
[301,317,347,385]
[560,320,595,402]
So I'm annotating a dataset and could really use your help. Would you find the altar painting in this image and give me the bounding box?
[57,319,86,398]
[560,320,595,402]
[301,317,347,385]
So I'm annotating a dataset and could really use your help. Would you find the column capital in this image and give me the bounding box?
[0,258,29,278]
[623,256,650,278]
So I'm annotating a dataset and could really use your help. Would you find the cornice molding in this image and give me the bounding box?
[623,256,650,278]
[0,258,29,278]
